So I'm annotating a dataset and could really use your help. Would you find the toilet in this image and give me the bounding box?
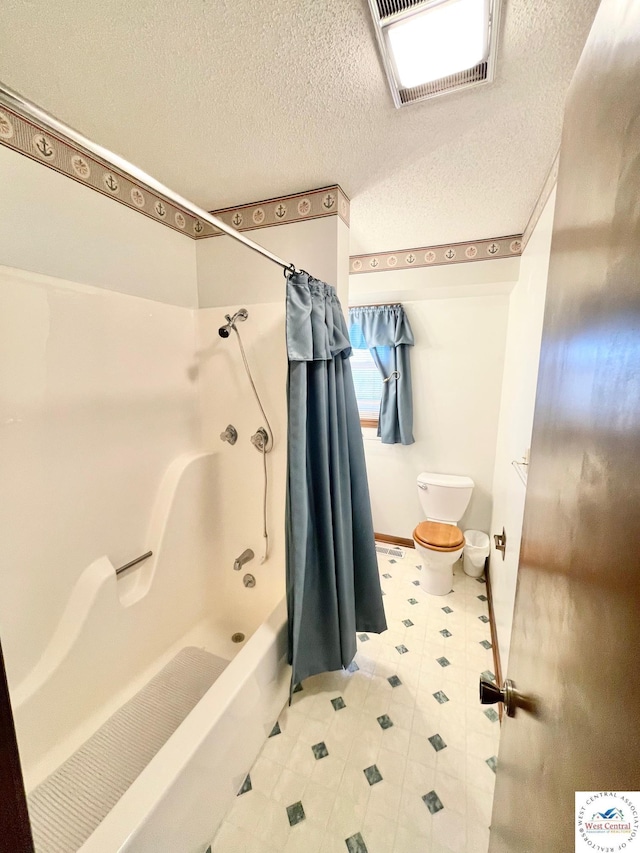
[412,472,474,596]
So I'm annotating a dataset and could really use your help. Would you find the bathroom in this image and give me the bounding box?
[1,1,639,852]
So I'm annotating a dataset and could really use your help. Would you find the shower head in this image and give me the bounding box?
[218,308,248,338]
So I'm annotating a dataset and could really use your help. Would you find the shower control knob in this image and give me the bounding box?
[220,424,238,445]
[251,427,269,452]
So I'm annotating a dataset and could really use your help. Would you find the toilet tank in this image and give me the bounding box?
[417,472,474,523]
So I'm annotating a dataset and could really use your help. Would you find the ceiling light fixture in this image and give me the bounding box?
[367,0,501,108]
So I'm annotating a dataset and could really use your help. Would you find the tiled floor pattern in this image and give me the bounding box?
[210,549,499,853]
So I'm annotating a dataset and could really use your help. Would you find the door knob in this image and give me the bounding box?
[480,677,518,717]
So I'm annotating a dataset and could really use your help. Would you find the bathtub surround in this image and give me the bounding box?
[349,305,415,445]
[286,274,386,690]
[196,302,289,627]
[211,548,498,853]
[216,308,275,562]
[0,265,201,692]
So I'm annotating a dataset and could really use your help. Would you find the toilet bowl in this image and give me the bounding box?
[413,520,465,596]
[412,472,474,596]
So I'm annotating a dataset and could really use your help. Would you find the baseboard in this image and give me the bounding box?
[374,532,415,549]
[484,557,504,723]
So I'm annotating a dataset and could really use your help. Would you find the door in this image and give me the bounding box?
[490,1,640,851]
[0,641,34,851]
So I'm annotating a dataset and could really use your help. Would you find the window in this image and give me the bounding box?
[349,302,415,445]
[350,346,383,427]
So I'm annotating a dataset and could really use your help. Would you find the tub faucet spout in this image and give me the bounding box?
[234,549,255,571]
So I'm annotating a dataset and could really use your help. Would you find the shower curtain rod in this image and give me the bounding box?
[0,82,300,276]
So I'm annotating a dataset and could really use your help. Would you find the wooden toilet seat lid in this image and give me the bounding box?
[414,521,464,551]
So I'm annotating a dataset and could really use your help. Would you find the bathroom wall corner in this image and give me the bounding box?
[488,186,557,674]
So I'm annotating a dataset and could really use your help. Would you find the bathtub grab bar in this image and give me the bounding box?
[115,551,153,576]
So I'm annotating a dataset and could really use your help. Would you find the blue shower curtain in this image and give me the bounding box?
[349,304,415,445]
[286,273,387,690]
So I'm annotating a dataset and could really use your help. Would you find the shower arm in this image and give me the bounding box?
[0,82,300,278]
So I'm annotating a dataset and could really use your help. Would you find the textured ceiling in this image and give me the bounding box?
[0,0,599,253]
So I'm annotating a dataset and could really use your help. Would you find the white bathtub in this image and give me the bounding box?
[12,452,290,852]
[80,596,289,853]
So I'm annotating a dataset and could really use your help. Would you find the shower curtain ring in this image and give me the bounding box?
[283,262,296,279]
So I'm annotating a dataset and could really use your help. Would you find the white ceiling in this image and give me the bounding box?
[0,0,599,253]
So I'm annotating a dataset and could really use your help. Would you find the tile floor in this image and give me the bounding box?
[209,547,499,853]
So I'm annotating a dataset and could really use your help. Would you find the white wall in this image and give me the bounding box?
[360,294,510,538]
[349,256,520,305]
[0,145,197,307]
[0,265,200,687]
[335,218,351,312]
[350,260,517,539]
[489,188,556,674]
[197,215,349,309]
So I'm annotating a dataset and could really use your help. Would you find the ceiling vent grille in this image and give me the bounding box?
[368,0,501,108]
[399,60,488,104]
[375,0,421,15]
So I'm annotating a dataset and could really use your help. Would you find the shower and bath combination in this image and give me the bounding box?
[218,308,274,565]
